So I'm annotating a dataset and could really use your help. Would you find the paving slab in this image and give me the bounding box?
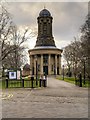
[1,77,88,118]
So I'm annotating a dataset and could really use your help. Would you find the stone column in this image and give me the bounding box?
[55,55,57,75]
[48,54,51,75]
[59,55,61,75]
[41,54,43,75]
[30,55,33,75]
[34,55,36,75]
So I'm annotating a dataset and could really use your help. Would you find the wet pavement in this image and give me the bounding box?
[2,77,88,118]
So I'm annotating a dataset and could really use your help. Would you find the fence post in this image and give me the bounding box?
[6,78,8,88]
[39,79,42,87]
[31,77,34,88]
[22,79,24,87]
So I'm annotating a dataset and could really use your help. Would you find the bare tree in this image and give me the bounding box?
[0,6,16,61]
[0,6,37,75]
[63,45,72,76]
[63,37,84,79]
[80,12,90,78]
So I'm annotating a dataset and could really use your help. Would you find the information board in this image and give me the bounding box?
[9,71,17,79]
[8,69,21,80]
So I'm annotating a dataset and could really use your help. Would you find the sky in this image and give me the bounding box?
[2,2,88,64]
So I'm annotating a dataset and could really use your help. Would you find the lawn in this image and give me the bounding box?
[0,77,6,89]
[0,77,44,89]
[57,76,90,87]
[0,81,2,89]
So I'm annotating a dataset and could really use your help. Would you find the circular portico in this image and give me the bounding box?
[29,46,62,75]
[28,8,63,76]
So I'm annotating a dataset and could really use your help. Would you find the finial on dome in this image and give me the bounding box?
[44,4,46,9]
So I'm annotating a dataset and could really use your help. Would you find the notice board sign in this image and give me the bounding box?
[9,71,17,79]
[8,69,21,80]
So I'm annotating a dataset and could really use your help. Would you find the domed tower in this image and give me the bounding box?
[28,8,62,76]
[35,8,56,47]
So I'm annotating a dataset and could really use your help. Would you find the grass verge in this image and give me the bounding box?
[57,76,90,87]
[0,77,42,89]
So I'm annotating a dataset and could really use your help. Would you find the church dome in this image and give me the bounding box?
[39,9,51,17]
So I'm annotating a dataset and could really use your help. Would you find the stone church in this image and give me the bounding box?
[28,8,62,76]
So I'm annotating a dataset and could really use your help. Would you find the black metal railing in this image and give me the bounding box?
[5,78,47,88]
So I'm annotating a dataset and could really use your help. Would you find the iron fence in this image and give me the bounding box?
[5,78,47,88]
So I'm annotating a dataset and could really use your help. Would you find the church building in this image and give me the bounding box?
[28,8,62,76]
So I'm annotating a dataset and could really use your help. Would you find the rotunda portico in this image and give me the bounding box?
[28,8,63,76]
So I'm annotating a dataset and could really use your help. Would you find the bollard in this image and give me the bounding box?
[45,75,47,87]
[44,80,46,87]
[31,76,34,88]
[43,80,45,87]
[79,73,82,87]
[43,74,47,87]
[6,78,8,88]
[40,75,43,87]
[43,79,47,87]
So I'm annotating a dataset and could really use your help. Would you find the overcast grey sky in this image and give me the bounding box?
[4,2,88,49]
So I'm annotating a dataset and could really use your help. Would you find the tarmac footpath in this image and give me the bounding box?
[2,77,88,118]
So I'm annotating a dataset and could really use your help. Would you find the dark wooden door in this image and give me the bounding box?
[43,66,48,75]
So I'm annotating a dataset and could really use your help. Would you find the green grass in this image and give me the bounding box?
[0,81,2,88]
[23,79,40,88]
[0,80,6,89]
[57,76,90,88]
[0,77,6,89]
[0,77,42,89]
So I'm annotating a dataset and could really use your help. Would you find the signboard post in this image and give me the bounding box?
[17,70,21,80]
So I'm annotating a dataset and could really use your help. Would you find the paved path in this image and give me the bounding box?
[2,77,88,118]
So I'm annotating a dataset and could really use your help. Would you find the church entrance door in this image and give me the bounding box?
[43,66,48,75]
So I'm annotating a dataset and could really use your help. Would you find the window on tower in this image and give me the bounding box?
[43,24,47,34]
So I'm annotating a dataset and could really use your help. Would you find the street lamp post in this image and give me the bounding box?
[63,65,64,80]
[83,60,85,84]
[83,56,86,85]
